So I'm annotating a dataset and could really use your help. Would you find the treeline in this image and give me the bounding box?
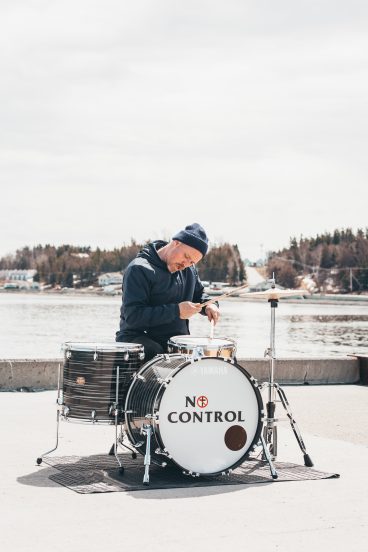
[0,242,246,287]
[0,243,143,287]
[197,243,246,285]
[267,228,368,291]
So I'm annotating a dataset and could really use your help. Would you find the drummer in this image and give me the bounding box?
[116,223,220,360]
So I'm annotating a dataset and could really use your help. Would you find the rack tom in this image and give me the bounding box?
[62,342,144,423]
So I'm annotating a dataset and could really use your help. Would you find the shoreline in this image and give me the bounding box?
[1,288,368,306]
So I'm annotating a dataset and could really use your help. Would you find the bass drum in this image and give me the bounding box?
[125,355,263,476]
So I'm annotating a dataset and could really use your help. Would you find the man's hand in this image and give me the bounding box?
[205,304,220,324]
[179,301,202,319]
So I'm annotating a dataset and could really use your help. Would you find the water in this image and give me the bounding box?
[1,293,367,359]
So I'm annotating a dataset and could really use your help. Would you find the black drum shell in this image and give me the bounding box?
[63,345,143,423]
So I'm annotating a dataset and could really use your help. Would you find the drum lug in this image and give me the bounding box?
[62,405,70,419]
[134,374,146,382]
[192,347,204,360]
[156,376,171,387]
[91,410,97,423]
[155,448,170,457]
[109,403,119,416]
[145,413,158,422]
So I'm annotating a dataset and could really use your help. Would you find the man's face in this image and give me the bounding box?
[166,241,203,273]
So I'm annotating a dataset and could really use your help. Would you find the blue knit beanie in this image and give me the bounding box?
[172,223,209,257]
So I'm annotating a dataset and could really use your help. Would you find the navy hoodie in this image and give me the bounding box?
[116,241,212,343]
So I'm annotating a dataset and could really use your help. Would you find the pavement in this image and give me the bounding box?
[1,385,368,552]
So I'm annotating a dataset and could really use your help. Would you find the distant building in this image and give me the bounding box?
[98,272,123,287]
[71,253,90,259]
[0,269,37,282]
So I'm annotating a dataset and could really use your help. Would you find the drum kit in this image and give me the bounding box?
[36,277,313,485]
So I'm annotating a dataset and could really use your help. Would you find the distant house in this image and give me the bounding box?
[0,269,37,282]
[98,272,123,287]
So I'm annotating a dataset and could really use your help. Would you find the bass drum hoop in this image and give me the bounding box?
[125,355,264,476]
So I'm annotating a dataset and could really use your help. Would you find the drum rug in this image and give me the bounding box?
[42,454,340,494]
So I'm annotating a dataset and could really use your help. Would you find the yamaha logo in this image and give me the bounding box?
[167,396,246,423]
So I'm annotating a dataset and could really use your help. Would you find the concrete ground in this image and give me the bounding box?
[1,385,367,552]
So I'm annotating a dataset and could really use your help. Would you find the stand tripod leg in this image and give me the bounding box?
[263,400,278,459]
[263,423,278,460]
[260,433,278,479]
[109,427,137,459]
[36,409,60,465]
[112,366,125,475]
[275,384,313,467]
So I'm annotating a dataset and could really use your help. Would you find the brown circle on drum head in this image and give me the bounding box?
[224,425,247,451]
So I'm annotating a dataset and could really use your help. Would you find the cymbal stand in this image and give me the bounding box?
[261,277,313,469]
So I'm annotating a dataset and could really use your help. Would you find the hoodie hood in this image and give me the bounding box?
[136,241,168,270]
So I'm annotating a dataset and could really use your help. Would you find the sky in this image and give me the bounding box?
[1,0,368,261]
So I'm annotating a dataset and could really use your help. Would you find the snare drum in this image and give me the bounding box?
[167,335,236,359]
[125,355,263,475]
[62,342,144,423]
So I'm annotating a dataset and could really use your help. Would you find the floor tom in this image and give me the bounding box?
[62,342,144,423]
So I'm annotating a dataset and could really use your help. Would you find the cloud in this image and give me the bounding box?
[0,1,367,259]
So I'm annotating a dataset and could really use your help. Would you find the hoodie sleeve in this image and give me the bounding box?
[122,264,180,329]
[192,268,219,315]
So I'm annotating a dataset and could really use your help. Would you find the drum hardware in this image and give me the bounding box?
[37,363,62,465]
[155,448,170,457]
[258,276,313,475]
[111,366,124,474]
[108,427,138,459]
[192,347,205,359]
[141,423,153,485]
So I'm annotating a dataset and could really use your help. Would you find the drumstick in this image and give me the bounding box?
[209,319,215,340]
[201,283,249,309]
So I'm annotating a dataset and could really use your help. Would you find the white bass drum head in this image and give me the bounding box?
[157,357,262,475]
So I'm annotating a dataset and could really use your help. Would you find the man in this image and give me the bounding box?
[116,223,220,360]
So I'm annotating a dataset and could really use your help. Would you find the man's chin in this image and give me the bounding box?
[168,264,181,273]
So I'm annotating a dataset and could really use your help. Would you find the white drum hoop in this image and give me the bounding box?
[167,335,236,359]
